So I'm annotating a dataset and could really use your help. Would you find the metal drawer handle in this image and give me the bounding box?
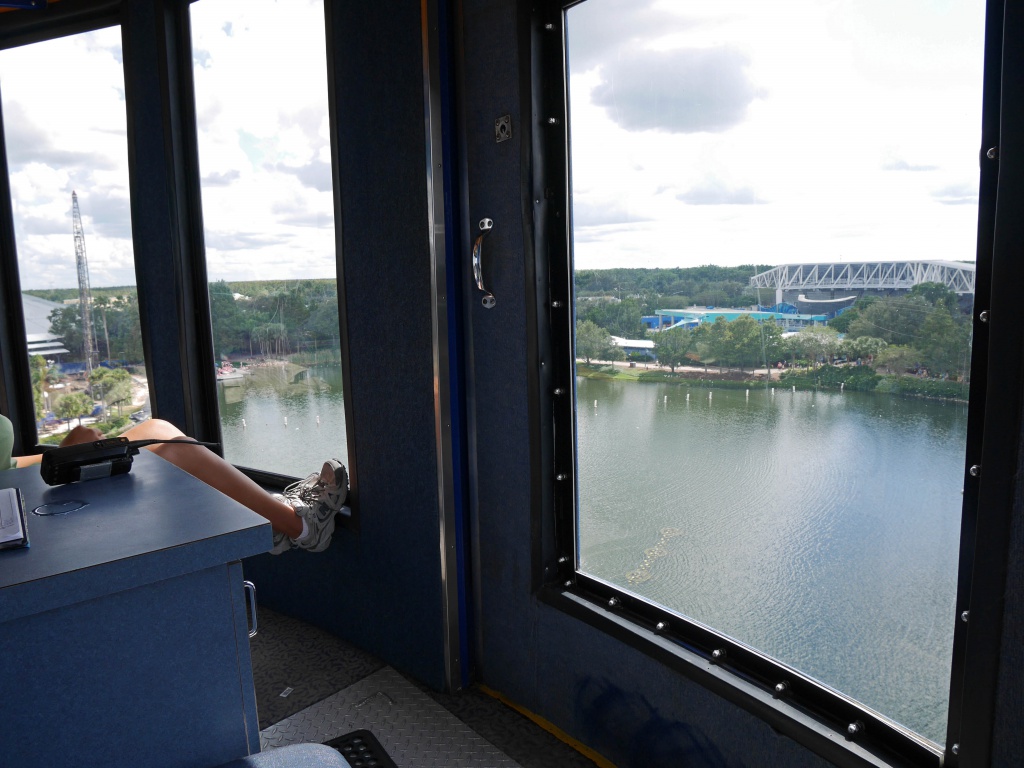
[243,580,258,638]
[472,218,496,309]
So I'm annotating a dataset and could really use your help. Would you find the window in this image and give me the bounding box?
[190,0,348,478]
[0,28,152,444]
[559,0,984,755]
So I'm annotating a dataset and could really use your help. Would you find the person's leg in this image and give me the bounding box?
[120,419,303,538]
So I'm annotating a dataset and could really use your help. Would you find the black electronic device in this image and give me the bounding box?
[40,437,219,486]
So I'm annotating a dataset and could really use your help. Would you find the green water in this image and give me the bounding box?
[577,376,966,744]
[216,364,963,743]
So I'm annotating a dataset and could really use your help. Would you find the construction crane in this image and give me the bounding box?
[72,190,95,375]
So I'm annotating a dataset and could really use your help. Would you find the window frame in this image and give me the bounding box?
[532,1,1011,766]
[0,0,359,516]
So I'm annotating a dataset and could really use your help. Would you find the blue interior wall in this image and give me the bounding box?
[459,2,1024,767]
[243,0,447,691]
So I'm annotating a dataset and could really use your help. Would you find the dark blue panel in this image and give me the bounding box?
[0,566,251,768]
[244,0,447,691]
[458,1,838,766]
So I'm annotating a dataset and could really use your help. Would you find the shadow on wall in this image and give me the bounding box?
[576,677,731,768]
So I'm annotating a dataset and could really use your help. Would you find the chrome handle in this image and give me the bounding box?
[472,218,496,309]
[243,580,258,638]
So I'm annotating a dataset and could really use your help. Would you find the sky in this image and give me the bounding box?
[0,0,987,288]
[567,0,987,270]
[0,0,335,289]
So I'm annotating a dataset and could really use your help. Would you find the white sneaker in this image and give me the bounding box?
[272,460,348,554]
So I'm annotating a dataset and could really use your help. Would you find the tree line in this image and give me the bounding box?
[577,282,972,382]
[27,278,342,365]
[575,264,781,339]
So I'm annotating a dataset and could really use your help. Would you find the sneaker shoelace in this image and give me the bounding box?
[284,472,326,507]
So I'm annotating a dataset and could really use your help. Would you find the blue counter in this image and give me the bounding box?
[0,450,273,768]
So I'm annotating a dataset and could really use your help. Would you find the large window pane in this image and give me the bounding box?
[191,0,347,477]
[1,29,152,443]
[567,0,983,745]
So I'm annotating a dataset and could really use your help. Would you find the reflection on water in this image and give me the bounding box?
[217,363,348,478]
[576,376,966,744]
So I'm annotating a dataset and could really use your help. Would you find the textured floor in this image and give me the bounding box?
[249,608,599,768]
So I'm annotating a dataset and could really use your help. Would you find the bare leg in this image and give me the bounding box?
[119,419,302,537]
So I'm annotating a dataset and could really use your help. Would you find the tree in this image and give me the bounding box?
[93,296,113,362]
[55,392,95,426]
[842,336,887,362]
[792,325,841,368]
[48,305,84,357]
[847,296,930,346]
[91,368,134,416]
[576,320,611,364]
[874,345,922,376]
[910,282,960,315]
[653,327,694,372]
[918,309,970,376]
[721,315,765,373]
[30,355,48,420]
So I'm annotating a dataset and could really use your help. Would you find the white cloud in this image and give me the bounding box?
[567,0,986,271]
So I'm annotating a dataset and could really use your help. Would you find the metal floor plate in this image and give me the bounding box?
[260,667,521,768]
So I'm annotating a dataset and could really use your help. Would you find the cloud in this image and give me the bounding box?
[883,159,939,172]
[591,47,762,134]
[567,0,694,72]
[278,212,331,228]
[932,183,977,205]
[204,231,289,251]
[677,180,764,205]
[272,160,332,192]
[81,189,132,240]
[572,199,649,227]
[2,103,118,171]
[202,170,240,187]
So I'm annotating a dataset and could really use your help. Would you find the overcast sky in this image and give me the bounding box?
[0,0,986,288]
[567,0,986,270]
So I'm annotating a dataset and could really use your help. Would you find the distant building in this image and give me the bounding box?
[644,307,827,333]
[610,335,655,359]
[22,294,70,359]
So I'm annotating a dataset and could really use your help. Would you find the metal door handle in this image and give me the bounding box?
[472,218,496,309]
[243,580,258,638]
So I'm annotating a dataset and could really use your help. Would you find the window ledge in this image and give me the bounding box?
[540,585,937,768]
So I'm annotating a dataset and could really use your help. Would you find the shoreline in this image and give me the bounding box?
[576,361,970,403]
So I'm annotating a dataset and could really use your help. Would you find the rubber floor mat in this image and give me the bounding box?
[324,729,397,768]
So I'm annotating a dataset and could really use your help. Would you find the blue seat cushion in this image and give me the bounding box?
[215,743,351,768]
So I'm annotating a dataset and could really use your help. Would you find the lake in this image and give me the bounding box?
[216,362,963,744]
[217,363,350,479]
[576,375,966,745]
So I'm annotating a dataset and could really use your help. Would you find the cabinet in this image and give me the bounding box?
[0,450,271,768]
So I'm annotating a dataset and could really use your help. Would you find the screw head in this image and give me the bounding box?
[655,621,668,632]
[547,117,560,125]
[961,610,969,623]
[552,300,563,308]
[712,648,727,661]
[979,310,989,322]
[556,473,567,481]
[775,681,789,695]
[970,465,981,477]
[951,743,959,755]
[554,387,565,395]
[847,721,863,737]
[607,597,620,609]
[563,580,573,588]
[986,146,998,160]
